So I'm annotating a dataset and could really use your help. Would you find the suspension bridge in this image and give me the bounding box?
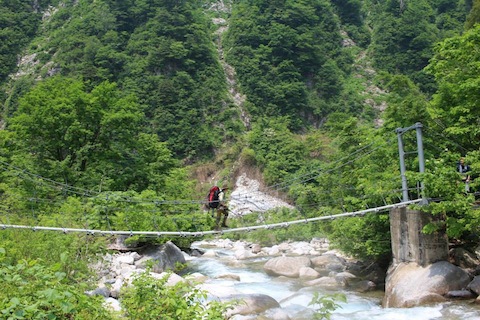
[0,122,476,258]
[0,199,423,237]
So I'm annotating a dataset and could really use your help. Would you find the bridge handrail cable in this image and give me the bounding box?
[0,200,422,237]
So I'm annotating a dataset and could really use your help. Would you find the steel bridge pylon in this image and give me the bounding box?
[392,123,448,266]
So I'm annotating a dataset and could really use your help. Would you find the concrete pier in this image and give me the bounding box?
[389,207,448,266]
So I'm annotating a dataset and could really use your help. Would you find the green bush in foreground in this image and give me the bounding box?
[0,248,113,320]
[121,270,229,320]
[310,292,347,320]
[121,270,344,319]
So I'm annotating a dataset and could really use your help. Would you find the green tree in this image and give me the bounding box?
[290,116,403,262]
[465,0,480,30]
[425,24,480,151]
[9,76,177,192]
[122,1,231,159]
[370,0,439,91]
[43,0,126,85]
[309,292,346,320]
[379,73,430,132]
[247,117,306,184]
[0,0,45,80]
[419,155,479,241]
[331,0,370,47]
[224,0,348,126]
[433,0,470,37]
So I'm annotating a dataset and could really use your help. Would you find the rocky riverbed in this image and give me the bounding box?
[89,238,391,318]
[88,235,480,319]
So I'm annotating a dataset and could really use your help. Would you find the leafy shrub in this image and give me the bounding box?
[309,292,347,320]
[121,270,229,320]
[240,147,257,166]
[0,248,113,319]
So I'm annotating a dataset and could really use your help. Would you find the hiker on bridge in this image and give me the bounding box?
[216,187,229,228]
[457,157,471,192]
[207,185,230,228]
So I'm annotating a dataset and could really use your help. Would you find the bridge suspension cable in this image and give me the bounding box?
[0,200,422,237]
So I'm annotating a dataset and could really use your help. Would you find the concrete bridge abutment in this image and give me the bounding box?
[389,207,448,266]
[383,208,473,308]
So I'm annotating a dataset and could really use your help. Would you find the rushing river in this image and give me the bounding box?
[185,241,480,320]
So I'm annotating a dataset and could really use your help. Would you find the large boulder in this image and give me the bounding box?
[136,241,186,273]
[311,254,346,273]
[467,276,480,295]
[383,261,471,308]
[449,247,479,269]
[223,293,280,317]
[234,246,257,260]
[263,256,312,278]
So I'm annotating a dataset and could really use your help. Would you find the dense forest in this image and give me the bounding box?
[1,0,480,317]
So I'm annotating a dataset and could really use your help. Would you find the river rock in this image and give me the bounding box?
[116,254,135,265]
[334,271,357,286]
[217,273,241,281]
[383,261,471,308]
[278,242,291,252]
[474,245,480,260]
[263,245,280,256]
[199,283,239,298]
[304,276,346,288]
[202,249,218,257]
[299,266,320,279]
[117,264,136,277]
[290,241,314,255]
[234,247,256,260]
[467,276,480,295]
[262,308,292,320]
[85,286,110,298]
[224,293,280,317]
[110,277,124,298]
[449,247,479,269]
[150,271,185,286]
[250,243,262,254]
[185,272,209,283]
[334,271,356,280]
[352,280,376,292]
[263,256,312,278]
[136,241,186,273]
[311,254,345,269]
[445,290,475,299]
[310,237,330,251]
[104,297,122,312]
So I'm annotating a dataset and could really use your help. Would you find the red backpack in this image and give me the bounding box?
[207,186,220,208]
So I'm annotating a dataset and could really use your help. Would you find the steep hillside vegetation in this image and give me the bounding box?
[0,0,473,155]
[2,0,239,160]
[1,0,480,267]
